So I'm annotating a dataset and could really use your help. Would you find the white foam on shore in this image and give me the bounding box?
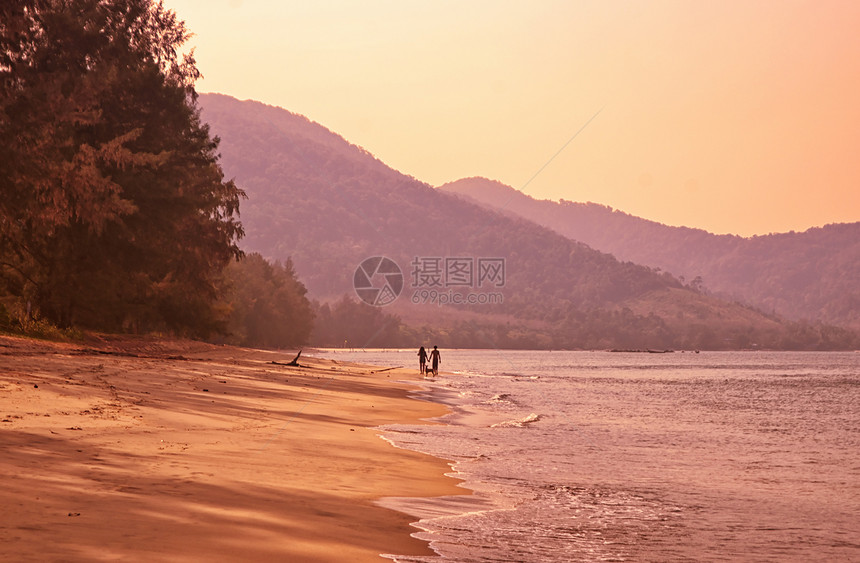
[490,412,541,428]
[375,493,496,522]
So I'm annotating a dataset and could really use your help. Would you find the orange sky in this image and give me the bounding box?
[167,0,860,236]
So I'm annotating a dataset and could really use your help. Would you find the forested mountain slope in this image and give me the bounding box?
[198,94,855,349]
[441,177,860,329]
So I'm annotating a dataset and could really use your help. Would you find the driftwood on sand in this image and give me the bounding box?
[271,349,302,367]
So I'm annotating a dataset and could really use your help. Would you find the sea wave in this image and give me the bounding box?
[485,393,514,404]
[490,412,541,428]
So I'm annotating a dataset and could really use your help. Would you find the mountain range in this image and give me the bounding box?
[198,93,857,350]
[439,177,860,329]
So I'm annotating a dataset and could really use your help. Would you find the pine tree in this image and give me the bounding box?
[221,253,314,348]
[0,0,244,335]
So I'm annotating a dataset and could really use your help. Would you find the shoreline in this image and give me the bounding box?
[0,334,464,561]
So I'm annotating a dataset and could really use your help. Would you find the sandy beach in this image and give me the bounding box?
[0,335,462,562]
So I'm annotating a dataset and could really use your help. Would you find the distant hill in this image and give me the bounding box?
[440,177,860,329]
[197,94,856,349]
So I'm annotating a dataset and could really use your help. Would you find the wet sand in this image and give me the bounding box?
[0,335,462,562]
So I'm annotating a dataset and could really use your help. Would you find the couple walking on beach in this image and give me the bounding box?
[418,346,440,376]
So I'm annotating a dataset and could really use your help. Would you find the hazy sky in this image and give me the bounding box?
[167,0,860,236]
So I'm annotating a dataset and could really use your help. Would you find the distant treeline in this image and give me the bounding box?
[309,294,859,351]
[0,1,313,348]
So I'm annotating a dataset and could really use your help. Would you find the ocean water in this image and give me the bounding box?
[320,349,860,562]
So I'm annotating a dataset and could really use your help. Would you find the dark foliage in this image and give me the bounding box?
[311,295,405,348]
[218,253,313,349]
[0,0,244,336]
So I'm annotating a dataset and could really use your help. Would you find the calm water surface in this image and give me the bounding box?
[320,349,860,562]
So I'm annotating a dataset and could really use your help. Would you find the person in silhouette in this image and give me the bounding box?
[429,345,441,376]
[418,346,428,375]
